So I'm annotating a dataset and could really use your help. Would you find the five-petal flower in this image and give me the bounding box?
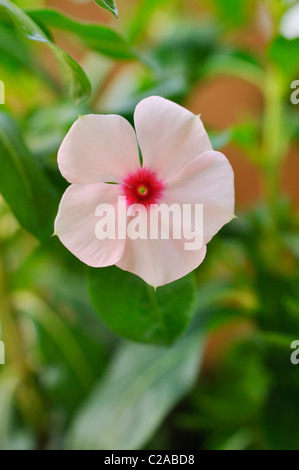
[55,96,235,287]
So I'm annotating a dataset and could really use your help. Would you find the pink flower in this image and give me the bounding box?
[54,96,235,287]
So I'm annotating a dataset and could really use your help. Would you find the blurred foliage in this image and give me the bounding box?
[0,0,298,450]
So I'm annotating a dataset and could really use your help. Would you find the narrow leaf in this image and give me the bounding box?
[94,0,119,19]
[0,0,91,102]
[27,8,137,60]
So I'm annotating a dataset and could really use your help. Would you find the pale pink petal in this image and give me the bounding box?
[134,96,212,180]
[54,184,125,267]
[164,150,235,243]
[58,114,140,184]
[116,207,207,287]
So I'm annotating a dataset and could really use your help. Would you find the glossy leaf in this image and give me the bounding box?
[89,266,196,345]
[27,8,137,60]
[0,0,91,102]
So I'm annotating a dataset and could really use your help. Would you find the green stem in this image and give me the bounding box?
[260,0,291,212]
[261,64,284,212]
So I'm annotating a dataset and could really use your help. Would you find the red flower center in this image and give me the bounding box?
[121,167,164,207]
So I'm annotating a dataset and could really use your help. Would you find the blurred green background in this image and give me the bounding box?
[0,0,299,450]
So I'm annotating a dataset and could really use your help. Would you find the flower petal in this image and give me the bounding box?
[58,114,140,184]
[164,151,235,243]
[116,208,207,287]
[134,96,212,180]
[54,183,125,267]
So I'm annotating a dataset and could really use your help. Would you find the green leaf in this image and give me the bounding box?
[0,0,91,102]
[66,331,204,450]
[0,23,36,71]
[94,0,119,19]
[0,113,58,239]
[27,8,137,60]
[89,266,196,345]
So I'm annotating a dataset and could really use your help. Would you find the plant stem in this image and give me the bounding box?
[261,64,284,211]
